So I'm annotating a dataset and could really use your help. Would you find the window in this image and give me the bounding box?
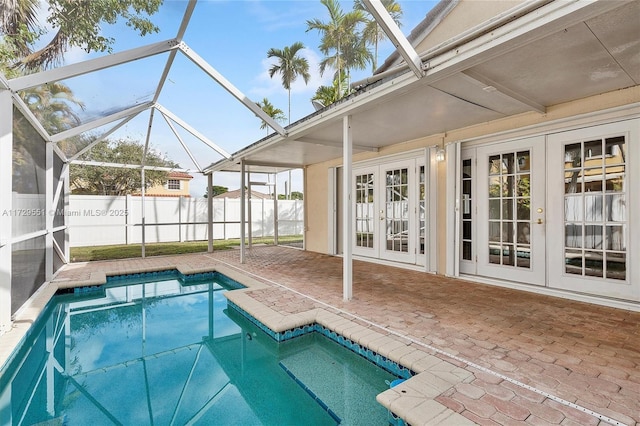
[167,179,181,190]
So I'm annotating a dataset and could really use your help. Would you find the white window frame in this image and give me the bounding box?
[166,179,181,190]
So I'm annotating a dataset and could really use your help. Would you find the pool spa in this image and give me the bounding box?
[0,271,409,425]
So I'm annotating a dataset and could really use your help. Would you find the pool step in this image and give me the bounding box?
[278,337,395,425]
[279,362,342,424]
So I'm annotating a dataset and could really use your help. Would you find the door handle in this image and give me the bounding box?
[537,218,543,224]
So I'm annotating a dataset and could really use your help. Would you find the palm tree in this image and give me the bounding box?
[354,0,403,72]
[312,74,349,107]
[20,81,85,134]
[0,0,41,65]
[257,98,286,135]
[306,0,366,96]
[267,42,311,125]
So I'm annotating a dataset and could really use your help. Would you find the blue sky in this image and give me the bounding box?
[41,0,437,196]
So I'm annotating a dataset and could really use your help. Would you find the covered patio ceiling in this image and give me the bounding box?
[206,0,639,175]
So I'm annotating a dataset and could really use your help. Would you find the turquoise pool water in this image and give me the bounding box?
[0,272,396,425]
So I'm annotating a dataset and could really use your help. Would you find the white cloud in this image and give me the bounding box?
[250,48,332,98]
[61,46,93,66]
[244,0,320,33]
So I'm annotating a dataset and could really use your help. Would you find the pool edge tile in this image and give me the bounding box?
[0,283,58,370]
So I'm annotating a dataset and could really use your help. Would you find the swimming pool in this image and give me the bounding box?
[0,271,397,425]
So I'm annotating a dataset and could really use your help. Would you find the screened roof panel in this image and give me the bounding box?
[18,53,170,135]
[83,110,170,167]
[7,0,420,196]
[58,118,127,158]
[156,52,276,155]
[148,112,227,172]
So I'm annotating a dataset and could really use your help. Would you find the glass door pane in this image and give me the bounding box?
[384,168,409,253]
[355,172,375,249]
[419,165,426,256]
[563,135,626,280]
[461,158,473,261]
[487,151,531,269]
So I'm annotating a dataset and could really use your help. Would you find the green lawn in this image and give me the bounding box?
[70,236,303,262]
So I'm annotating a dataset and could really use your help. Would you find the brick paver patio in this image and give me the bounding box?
[41,246,640,425]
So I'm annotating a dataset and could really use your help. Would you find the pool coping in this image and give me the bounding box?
[222,274,476,425]
[1,263,475,426]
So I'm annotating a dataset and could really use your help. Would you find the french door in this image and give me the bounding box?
[461,119,637,302]
[380,159,416,263]
[546,120,634,299]
[353,158,419,264]
[476,137,546,285]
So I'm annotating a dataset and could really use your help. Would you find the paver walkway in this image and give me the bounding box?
[50,246,640,425]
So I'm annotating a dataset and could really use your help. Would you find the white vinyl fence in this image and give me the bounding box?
[67,195,303,247]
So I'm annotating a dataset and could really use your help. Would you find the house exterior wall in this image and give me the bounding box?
[304,164,330,254]
[144,178,191,197]
[305,86,639,277]
[413,0,526,55]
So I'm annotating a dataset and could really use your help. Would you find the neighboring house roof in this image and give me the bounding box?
[136,193,191,198]
[167,171,194,179]
[214,189,271,199]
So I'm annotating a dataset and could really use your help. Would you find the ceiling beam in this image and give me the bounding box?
[150,0,197,104]
[9,39,180,91]
[295,136,378,152]
[175,0,197,42]
[160,112,203,172]
[153,50,179,105]
[238,160,302,169]
[0,72,9,90]
[462,69,546,114]
[69,160,196,172]
[178,43,288,137]
[361,0,424,79]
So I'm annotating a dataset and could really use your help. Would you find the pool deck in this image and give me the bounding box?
[3,246,639,425]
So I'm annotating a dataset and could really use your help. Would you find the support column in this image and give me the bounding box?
[207,173,213,253]
[240,160,246,263]
[302,166,307,250]
[445,142,460,277]
[273,173,278,245]
[45,142,53,281]
[125,194,132,245]
[247,169,252,248]
[342,115,353,301]
[141,168,146,258]
[223,197,227,240]
[0,90,12,332]
[178,195,183,242]
[63,163,70,262]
